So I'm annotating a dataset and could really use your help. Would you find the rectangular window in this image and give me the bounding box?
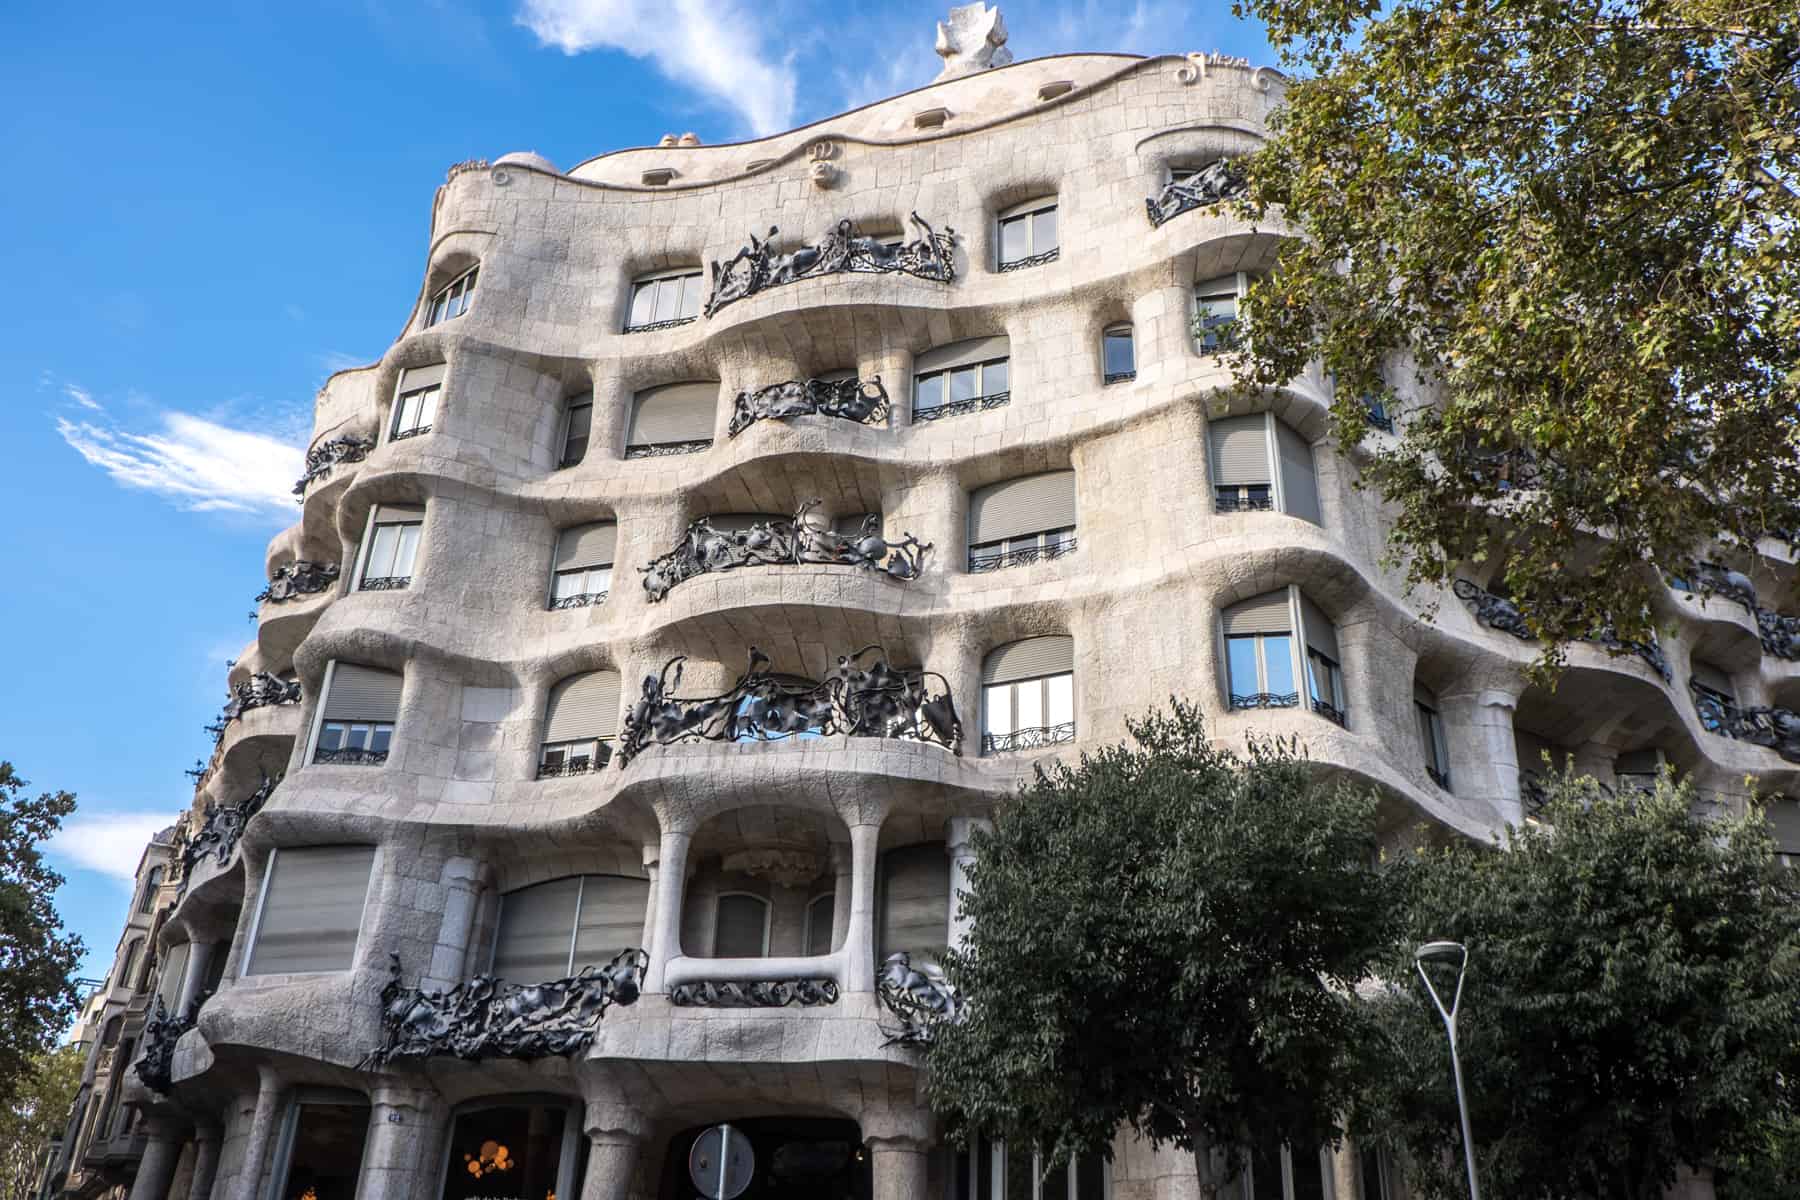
[982,673,1076,754]
[551,565,612,607]
[538,736,608,777]
[998,201,1059,270]
[1417,702,1450,788]
[424,266,477,329]
[391,383,439,440]
[1227,633,1298,708]
[1102,326,1135,383]
[915,358,1010,419]
[358,509,423,590]
[1240,1141,1328,1200]
[269,1101,371,1200]
[626,271,703,331]
[968,526,1077,572]
[316,721,394,762]
[959,1140,1106,1200]
[713,893,771,957]
[1195,274,1241,352]
[561,397,593,467]
[245,845,377,975]
[1306,648,1345,724]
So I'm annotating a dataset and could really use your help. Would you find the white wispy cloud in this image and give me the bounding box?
[49,811,176,887]
[64,384,103,412]
[57,408,304,521]
[517,0,797,136]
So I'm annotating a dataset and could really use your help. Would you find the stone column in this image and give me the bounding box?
[580,1101,649,1200]
[643,827,692,994]
[423,857,486,992]
[829,841,852,952]
[842,822,881,992]
[176,943,217,1014]
[945,818,989,953]
[359,1083,446,1200]
[867,1135,930,1200]
[186,1124,222,1200]
[231,1067,286,1200]
[127,1120,184,1200]
[1441,686,1525,829]
[1327,1140,1360,1200]
[640,843,661,955]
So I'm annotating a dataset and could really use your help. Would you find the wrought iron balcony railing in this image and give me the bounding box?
[1452,579,1671,680]
[391,425,431,441]
[728,376,890,437]
[174,772,279,887]
[704,213,956,316]
[670,979,840,1007]
[255,560,339,604]
[913,390,1010,423]
[624,439,711,459]
[640,501,929,601]
[1689,682,1800,763]
[314,747,389,766]
[1102,370,1136,385]
[536,746,612,778]
[358,575,411,591]
[1146,159,1248,227]
[1363,401,1395,434]
[981,722,1076,755]
[967,537,1077,573]
[1231,692,1300,710]
[292,435,374,497]
[1311,697,1348,727]
[549,590,609,611]
[998,247,1060,272]
[1214,492,1275,513]
[623,315,697,334]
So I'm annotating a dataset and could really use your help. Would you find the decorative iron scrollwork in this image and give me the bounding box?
[365,948,646,1066]
[967,537,1077,574]
[1231,692,1300,710]
[1678,562,1758,611]
[134,995,201,1094]
[619,646,962,766]
[640,500,930,602]
[1453,579,1534,640]
[877,952,963,1047]
[1146,158,1248,227]
[728,376,890,438]
[669,979,840,1007]
[1214,491,1274,513]
[536,746,611,778]
[981,723,1076,755]
[624,315,698,335]
[255,560,340,604]
[549,590,609,611]
[1758,609,1800,662]
[216,673,302,735]
[314,747,389,766]
[998,247,1059,272]
[1689,683,1800,763]
[292,435,374,496]
[912,391,1010,423]
[179,773,279,886]
[357,575,411,591]
[705,213,956,317]
[1311,697,1348,727]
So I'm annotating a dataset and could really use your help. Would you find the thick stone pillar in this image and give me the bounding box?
[843,823,882,992]
[176,942,217,1014]
[186,1124,222,1200]
[423,857,486,992]
[127,1121,184,1200]
[231,1067,286,1200]
[580,1101,649,1200]
[945,818,989,952]
[640,844,661,955]
[829,841,852,952]
[1440,685,1525,829]
[359,1083,446,1200]
[643,827,692,994]
[868,1136,930,1200]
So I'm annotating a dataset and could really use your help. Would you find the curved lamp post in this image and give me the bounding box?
[1415,940,1481,1200]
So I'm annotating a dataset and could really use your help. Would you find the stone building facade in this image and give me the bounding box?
[82,12,1800,1200]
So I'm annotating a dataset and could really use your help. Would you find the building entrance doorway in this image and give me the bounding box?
[659,1118,870,1200]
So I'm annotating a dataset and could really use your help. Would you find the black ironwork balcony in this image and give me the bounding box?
[549,590,608,611]
[1195,313,1241,353]
[175,773,278,886]
[314,747,389,766]
[967,537,1077,573]
[1146,159,1248,227]
[293,435,374,496]
[536,747,611,778]
[1231,692,1300,710]
[1689,682,1800,762]
[728,376,890,437]
[624,315,697,334]
[391,425,431,441]
[624,438,710,459]
[255,560,339,604]
[981,722,1076,755]
[1311,697,1348,727]
[134,996,200,1095]
[877,951,963,1047]
[1103,370,1136,385]
[913,390,1010,423]
[998,247,1059,272]
[1759,609,1800,661]
[1214,491,1275,513]
[1426,764,1451,790]
[358,575,411,591]
[215,673,301,734]
[670,979,839,1007]
[1453,579,1671,680]
[1670,561,1758,611]
[1465,445,1542,491]
[705,212,956,316]
[1362,400,1395,434]
[640,501,929,601]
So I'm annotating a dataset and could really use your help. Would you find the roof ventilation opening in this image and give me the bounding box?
[914,107,951,130]
[641,167,677,187]
[1037,80,1074,101]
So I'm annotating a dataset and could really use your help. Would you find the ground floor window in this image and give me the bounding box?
[1241,1137,1329,1200]
[953,1138,1106,1200]
[440,1102,581,1200]
[662,1118,869,1200]
[269,1098,370,1200]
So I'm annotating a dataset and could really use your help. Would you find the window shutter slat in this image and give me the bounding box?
[982,635,1075,684]
[915,336,1011,374]
[492,877,582,981]
[628,383,716,445]
[969,471,1076,544]
[1222,590,1292,636]
[1209,415,1271,487]
[399,364,446,393]
[1691,661,1734,695]
[323,664,403,722]
[878,844,950,962]
[246,846,376,975]
[1195,273,1239,297]
[1275,420,1322,524]
[555,523,617,570]
[544,671,622,742]
[571,876,650,971]
[1299,595,1340,661]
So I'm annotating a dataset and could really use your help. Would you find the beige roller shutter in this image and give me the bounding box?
[373,503,426,525]
[246,845,377,975]
[323,664,403,722]
[571,876,651,970]
[969,471,1077,544]
[155,942,190,1009]
[878,843,950,962]
[1195,273,1240,298]
[492,877,581,981]
[915,336,1010,374]
[544,671,622,742]
[628,382,716,445]
[555,522,617,570]
[983,635,1075,684]
[1275,420,1322,524]
[398,364,446,392]
[1222,590,1292,636]
[1691,661,1735,696]
[1298,595,1340,661]
[1209,415,1272,486]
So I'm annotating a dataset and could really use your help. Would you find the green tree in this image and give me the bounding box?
[1232,0,1800,660]
[0,1044,85,1200]
[0,764,83,1109]
[925,702,1394,1198]
[1362,773,1800,1200]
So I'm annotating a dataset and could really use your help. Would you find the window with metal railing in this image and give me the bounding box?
[424,265,477,328]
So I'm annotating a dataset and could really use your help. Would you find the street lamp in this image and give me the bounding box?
[1415,940,1481,1200]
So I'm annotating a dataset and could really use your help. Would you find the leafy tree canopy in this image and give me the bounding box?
[0,764,83,1110]
[0,1044,84,1200]
[1362,773,1800,1200]
[924,703,1394,1198]
[1234,0,1800,662]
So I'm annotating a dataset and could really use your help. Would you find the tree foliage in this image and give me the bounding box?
[0,764,83,1110]
[924,702,1394,1197]
[0,1044,84,1200]
[1361,773,1800,1200]
[1234,0,1800,659]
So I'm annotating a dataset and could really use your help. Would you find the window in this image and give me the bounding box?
[440,1102,578,1200]
[116,938,142,989]
[489,874,649,981]
[425,266,477,328]
[625,382,715,457]
[713,893,771,958]
[268,1098,371,1200]
[953,1138,1106,1200]
[389,364,442,441]
[805,893,836,957]
[968,472,1077,573]
[997,198,1059,270]
[1615,748,1662,794]
[244,845,377,975]
[914,336,1011,422]
[1102,324,1135,384]
[1223,591,1298,709]
[314,663,402,765]
[982,637,1076,754]
[137,866,164,914]
[1239,1137,1331,1200]
[539,670,622,776]
[1691,660,1737,732]
[155,941,190,1010]
[1195,272,1243,352]
[625,269,703,332]
[549,523,616,610]
[559,394,592,468]
[879,843,950,965]
[1208,413,1321,523]
[1357,1146,1393,1200]
[1300,595,1346,726]
[356,504,424,590]
[1415,685,1451,789]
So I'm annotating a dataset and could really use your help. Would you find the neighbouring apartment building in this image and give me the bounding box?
[56,8,1800,1200]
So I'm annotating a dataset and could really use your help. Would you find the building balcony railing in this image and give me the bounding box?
[1311,697,1348,727]
[641,501,929,601]
[967,537,1077,573]
[255,560,339,604]
[313,747,389,766]
[549,590,609,611]
[536,746,612,778]
[1231,692,1299,710]
[669,979,840,1007]
[292,435,373,497]
[998,247,1060,272]
[624,315,697,334]
[1214,491,1274,514]
[1146,159,1248,227]
[358,575,411,591]
[913,390,1010,423]
[728,376,890,438]
[1362,399,1395,434]
[391,425,431,442]
[704,213,956,317]
[624,439,711,459]
[1689,682,1800,763]
[1452,579,1671,680]
[981,722,1076,755]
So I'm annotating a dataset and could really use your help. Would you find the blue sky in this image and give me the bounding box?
[0,0,1274,986]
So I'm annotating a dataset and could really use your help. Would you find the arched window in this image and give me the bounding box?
[981,637,1075,754]
[625,268,703,332]
[539,671,622,775]
[1207,412,1321,523]
[712,893,771,958]
[968,471,1077,573]
[804,892,836,957]
[425,265,478,328]
[490,874,650,981]
[137,866,163,914]
[625,382,716,457]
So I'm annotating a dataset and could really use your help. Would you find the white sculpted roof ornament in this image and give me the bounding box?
[933,3,1013,82]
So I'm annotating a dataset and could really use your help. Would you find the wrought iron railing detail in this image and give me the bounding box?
[215,673,301,737]
[1231,692,1300,710]
[134,995,201,1094]
[1521,771,1551,818]
[536,747,611,778]
[913,391,1010,423]
[998,247,1059,272]
[357,575,410,591]
[1214,492,1274,513]
[1465,445,1543,491]
[705,212,956,317]
[1363,401,1395,434]
[728,376,890,438]
[364,949,645,1066]
[255,560,339,604]
[1194,313,1241,353]
[549,590,609,611]
[624,439,711,459]
[314,747,389,766]
[1689,683,1800,763]
[1103,370,1136,385]
[292,435,374,497]
[981,723,1076,755]
[1673,562,1757,611]
[1426,765,1450,790]
[177,773,279,886]
[1311,698,1348,727]
[669,979,840,1007]
[1759,609,1800,661]
[624,315,698,335]
[1584,624,1673,681]
[391,425,431,442]
[640,500,930,601]
[1452,579,1534,640]
[1146,159,1248,227]
[967,538,1077,574]
[619,646,962,765]
[877,952,963,1047]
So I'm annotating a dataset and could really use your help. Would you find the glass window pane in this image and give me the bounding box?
[1075,1155,1105,1200]
[416,387,438,428]
[951,366,979,403]
[1263,635,1296,697]
[628,282,656,328]
[1104,332,1134,376]
[713,894,768,957]
[1017,679,1043,731]
[366,524,398,578]
[566,404,592,443]
[1046,674,1073,726]
[805,895,834,956]
[679,273,704,318]
[1004,1146,1033,1200]
[982,358,1009,395]
[1227,637,1260,699]
[1032,208,1058,253]
[1290,1150,1326,1200]
[278,1102,370,1200]
[984,684,1013,737]
[318,723,345,752]
[590,566,613,595]
[427,296,447,327]
[916,372,944,411]
[553,571,582,601]
[369,725,392,754]
[1043,1159,1069,1200]
[1000,216,1028,263]
[394,524,422,576]
[653,277,680,323]
[440,1104,567,1200]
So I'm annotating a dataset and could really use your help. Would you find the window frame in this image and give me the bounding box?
[116,938,142,990]
[804,892,836,957]
[967,526,1077,573]
[1101,323,1136,384]
[1237,1144,1334,1200]
[242,845,379,978]
[711,891,772,958]
[537,735,611,777]
[1195,271,1247,353]
[914,356,1011,418]
[435,1098,583,1200]
[1225,631,1299,709]
[1305,647,1346,723]
[981,670,1076,755]
[559,395,593,468]
[265,1091,375,1200]
[354,508,424,591]
[424,265,478,329]
[624,268,704,332]
[137,866,164,914]
[996,198,1061,271]
[1416,700,1451,789]
[389,381,440,441]
[1209,412,1317,519]
[956,1136,1109,1200]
